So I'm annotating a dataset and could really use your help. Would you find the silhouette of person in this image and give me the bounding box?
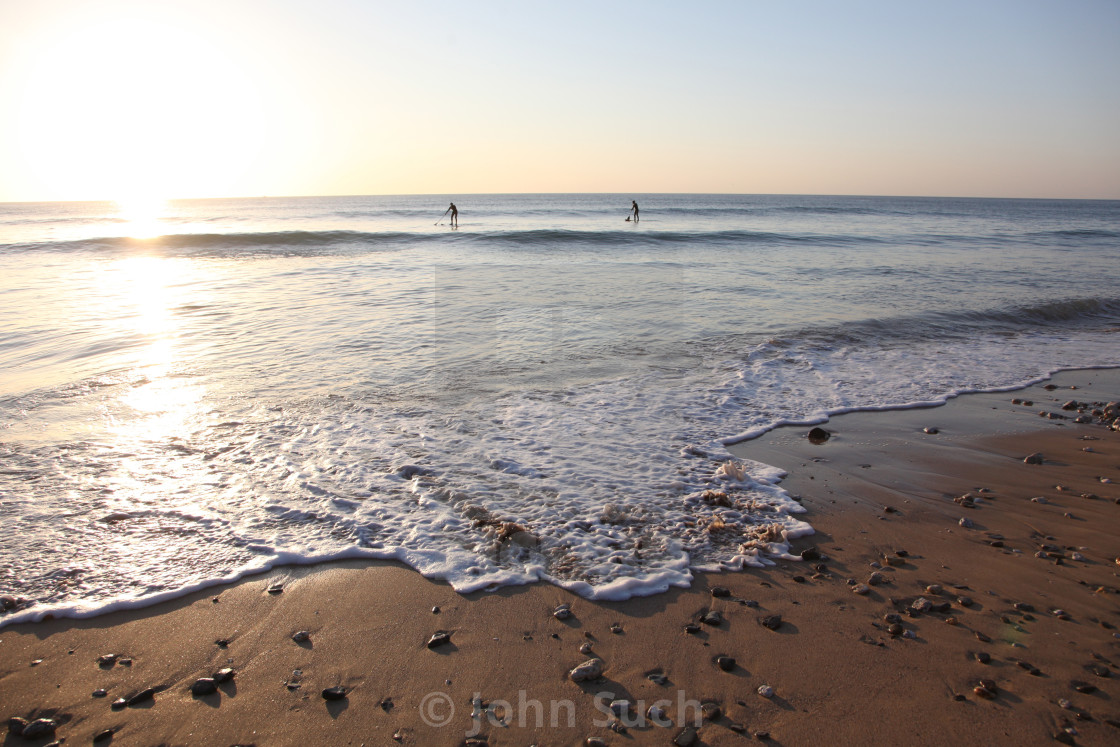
[630,200,639,222]
[444,202,458,227]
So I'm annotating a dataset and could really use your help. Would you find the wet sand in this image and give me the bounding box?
[2,369,1119,746]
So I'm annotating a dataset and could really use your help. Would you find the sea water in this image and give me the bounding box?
[1,193,1118,624]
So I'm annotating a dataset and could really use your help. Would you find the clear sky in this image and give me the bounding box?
[2,0,1118,202]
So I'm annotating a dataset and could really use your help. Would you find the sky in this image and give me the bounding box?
[1,0,1118,202]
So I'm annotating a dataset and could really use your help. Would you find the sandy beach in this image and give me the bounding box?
[3,368,1120,746]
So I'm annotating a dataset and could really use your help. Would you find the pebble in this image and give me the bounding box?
[923,426,940,434]
[673,726,699,747]
[267,583,284,594]
[975,652,991,664]
[111,698,127,709]
[213,667,235,683]
[93,728,115,742]
[867,572,887,586]
[807,427,830,443]
[925,584,942,595]
[959,517,974,528]
[888,623,903,635]
[291,630,311,643]
[852,583,871,596]
[957,596,974,607]
[427,631,453,649]
[758,684,775,698]
[553,603,572,620]
[610,622,624,634]
[683,623,701,634]
[321,687,348,701]
[580,642,594,655]
[191,678,218,696]
[647,672,669,685]
[98,653,119,667]
[647,704,668,722]
[586,738,608,747]
[1024,453,1044,465]
[92,687,108,697]
[716,655,736,671]
[759,614,783,631]
[125,687,156,706]
[911,597,933,614]
[20,719,57,739]
[700,610,724,626]
[568,658,604,682]
[608,699,632,717]
[711,586,732,597]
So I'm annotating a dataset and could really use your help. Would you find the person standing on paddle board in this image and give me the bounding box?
[628,200,639,222]
[444,202,458,227]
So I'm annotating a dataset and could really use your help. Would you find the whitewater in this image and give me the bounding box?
[1,193,1118,626]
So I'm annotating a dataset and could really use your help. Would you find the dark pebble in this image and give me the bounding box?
[191,678,218,696]
[700,610,723,626]
[21,719,57,739]
[716,655,736,671]
[427,631,453,649]
[1072,680,1097,694]
[380,697,394,711]
[93,728,115,742]
[800,547,821,561]
[92,688,108,697]
[267,583,284,594]
[647,672,668,685]
[792,575,806,583]
[976,652,991,664]
[213,667,235,682]
[673,726,699,746]
[711,586,731,598]
[807,427,830,443]
[127,687,157,705]
[1088,663,1111,678]
[7,717,29,736]
[111,698,128,709]
[683,623,701,634]
[322,686,348,700]
[759,614,783,631]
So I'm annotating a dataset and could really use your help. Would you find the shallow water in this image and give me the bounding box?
[1,193,1118,623]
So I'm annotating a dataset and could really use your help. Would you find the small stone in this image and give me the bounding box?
[800,547,821,561]
[1071,681,1097,694]
[924,426,940,434]
[267,583,284,594]
[754,730,772,741]
[959,517,974,528]
[321,686,347,701]
[957,596,974,607]
[553,603,572,620]
[111,698,128,709]
[711,586,731,597]
[887,622,904,635]
[580,642,594,655]
[673,726,699,747]
[92,688,108,697]
[431,606,440,614]
[93,728,115,742]
[427,631,452,649]
[852,583,871,595]
[925,584,942,595]
[213,667,235,683]
[867,572,888,586]
[586,738,608,747]
[98,653,119,667]
[21,719,57,739]
[128,687,157,705]
[292,630,311,643]
[191,678,218,696]
[807,427,830,443]
[683,623,701,634]
[759,614,783,631]
[569,658,604,682]
[757,684,775,698]
[974,631,991,643]
[716,655,736,671]
[976,652,991,664]
[1024,453,1044,465]
[647,672,668,685]
[700,701,721,720]
[647,704,668,722]
[609,699,632,717]
[911,597,933,614]
[700,610,723,626]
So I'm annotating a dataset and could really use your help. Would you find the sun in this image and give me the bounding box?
[14,14,265,201]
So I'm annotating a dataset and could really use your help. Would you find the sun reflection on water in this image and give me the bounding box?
[115,196,167,239]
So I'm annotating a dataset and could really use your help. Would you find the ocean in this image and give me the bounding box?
[1,193,1118,625]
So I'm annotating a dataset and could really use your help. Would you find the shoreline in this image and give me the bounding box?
[2,369,1120,745]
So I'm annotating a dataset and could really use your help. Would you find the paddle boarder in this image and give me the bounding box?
[439,202,459,227]
[629,200,639,222]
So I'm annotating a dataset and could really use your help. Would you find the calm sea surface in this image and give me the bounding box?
[2,193,1118,623]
